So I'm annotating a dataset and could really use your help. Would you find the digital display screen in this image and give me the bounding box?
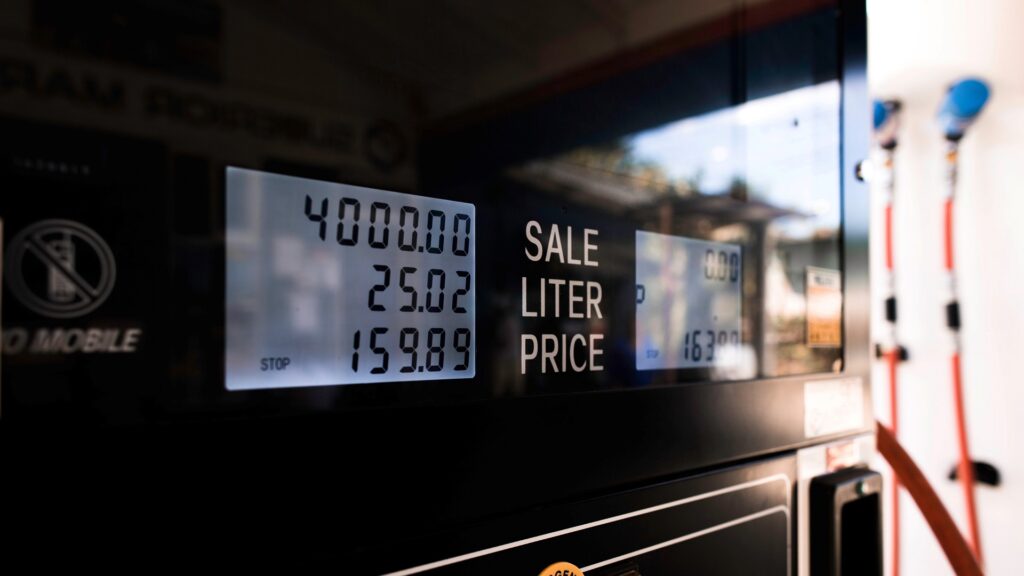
[635,231,742,371]
[225,168,475,390]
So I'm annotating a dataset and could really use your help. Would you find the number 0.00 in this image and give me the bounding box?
[704,249,740,283]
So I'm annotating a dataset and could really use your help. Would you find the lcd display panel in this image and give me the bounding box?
[225,167,476,390]
[635,231,742,371]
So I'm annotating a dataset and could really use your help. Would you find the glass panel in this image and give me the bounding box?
[0,0,844,420]
[502,80,843,387]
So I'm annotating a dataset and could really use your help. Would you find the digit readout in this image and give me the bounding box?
[225,167,475,389]
[635,231,741,371]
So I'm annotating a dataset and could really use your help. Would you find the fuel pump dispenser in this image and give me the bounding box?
[0,1,880,573]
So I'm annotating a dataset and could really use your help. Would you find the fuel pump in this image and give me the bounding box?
[872,98,906,576]
[935,76,991,566]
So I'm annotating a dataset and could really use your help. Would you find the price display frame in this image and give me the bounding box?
[225,167,476,390]
[635,231,743,371]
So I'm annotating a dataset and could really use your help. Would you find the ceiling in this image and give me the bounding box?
[247,0,752,119]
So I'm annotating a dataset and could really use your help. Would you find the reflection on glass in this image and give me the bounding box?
[509,81,843,383]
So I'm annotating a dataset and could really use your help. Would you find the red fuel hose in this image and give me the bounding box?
[887,349,901,576]
[884,159,900,576]
[943,144,983,564]
[951,352,981,561]
[877,422,983,576]
[876,143,903,576]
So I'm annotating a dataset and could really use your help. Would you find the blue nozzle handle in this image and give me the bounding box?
[873,100,890,131]
[937,77,991,140]
[873,99,901,148]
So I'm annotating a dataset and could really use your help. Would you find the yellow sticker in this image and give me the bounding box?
[539,561,584,576]
[806,267,842,348]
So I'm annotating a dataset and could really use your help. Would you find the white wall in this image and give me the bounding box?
[868,0,1024,574]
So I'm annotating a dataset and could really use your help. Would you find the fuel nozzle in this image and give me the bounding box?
[937,77,991,141]
[873,99,901,149]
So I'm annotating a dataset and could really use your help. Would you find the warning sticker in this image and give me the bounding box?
[6,219,117,319]
[806,267,841,348]
[539,562,584,576]
[804,377,864,438]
